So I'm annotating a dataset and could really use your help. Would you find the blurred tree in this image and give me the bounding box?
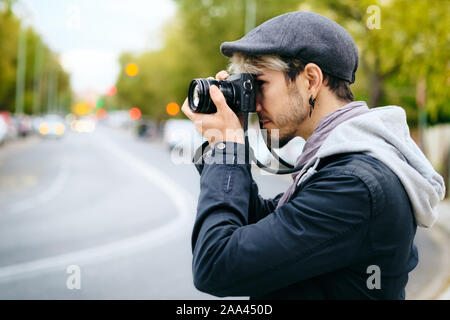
[0,2,72,115]
[0,4,20,111]
[115,0,449,126]
[303,0,450,125]
[115,0,300,121]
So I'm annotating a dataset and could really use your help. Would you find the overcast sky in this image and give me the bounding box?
[16,0,176,97]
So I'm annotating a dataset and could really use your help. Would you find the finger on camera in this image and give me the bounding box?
[215,70,229,80]
[209,85,229,112]
[181,98,195,119]
[182,99,211,124]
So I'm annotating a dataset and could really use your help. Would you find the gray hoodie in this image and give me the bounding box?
[278,105,446,228]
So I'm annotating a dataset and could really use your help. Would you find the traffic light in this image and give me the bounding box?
[96,98,104,109]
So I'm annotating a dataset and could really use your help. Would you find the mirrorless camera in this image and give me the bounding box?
[188,73,257,114]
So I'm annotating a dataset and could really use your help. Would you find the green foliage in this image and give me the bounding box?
[0,4,72,115]
[116,0,300,120]
[0,7,20,110]
[302,0,450,125]
[115,0,449,126]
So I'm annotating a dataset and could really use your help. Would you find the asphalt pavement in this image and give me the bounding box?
[0,124,447,299]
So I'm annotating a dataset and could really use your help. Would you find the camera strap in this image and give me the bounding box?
[243,111,304,175]
[191,113,304,175]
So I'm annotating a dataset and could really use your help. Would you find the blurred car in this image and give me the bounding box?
[105,110,132,129]
[136,118,158,139]
[163,119,203,154]
[32,116,44,133]
[0,116,7,144]
[38,114,66,138]
[15,114,32,137]
[70,116,96,133]
[0,111,18,140]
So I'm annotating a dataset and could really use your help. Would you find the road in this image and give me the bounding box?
[0,124,443,299]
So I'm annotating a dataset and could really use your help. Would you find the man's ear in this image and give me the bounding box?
[303,63,323,98]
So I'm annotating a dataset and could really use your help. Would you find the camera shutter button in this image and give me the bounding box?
[243,80,252,91]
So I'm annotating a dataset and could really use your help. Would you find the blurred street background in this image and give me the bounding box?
[0,0,449,299]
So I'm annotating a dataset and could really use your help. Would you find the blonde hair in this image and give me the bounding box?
[227,52,354,102]
[227,53,289,74]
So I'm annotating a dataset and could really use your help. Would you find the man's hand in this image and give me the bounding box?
[182,70,245,146]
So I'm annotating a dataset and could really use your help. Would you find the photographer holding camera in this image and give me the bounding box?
[181,11,445,299]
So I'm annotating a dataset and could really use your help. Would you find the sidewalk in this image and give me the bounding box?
[436,200,450,235]
[435,199,450,300]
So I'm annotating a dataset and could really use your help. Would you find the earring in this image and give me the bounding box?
[309,96,316,117]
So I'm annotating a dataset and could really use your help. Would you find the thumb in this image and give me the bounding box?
[209,85,229,113]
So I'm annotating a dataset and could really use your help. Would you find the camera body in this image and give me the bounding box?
[188,73,257,114]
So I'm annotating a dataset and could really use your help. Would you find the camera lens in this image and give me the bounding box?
[188,78,236,114]
[188,79,211,113]
[193,84,200,108]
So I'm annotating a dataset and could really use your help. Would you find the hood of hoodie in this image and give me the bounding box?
[297,106,446,228]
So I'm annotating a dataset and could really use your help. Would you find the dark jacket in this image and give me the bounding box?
[191,142,418,299]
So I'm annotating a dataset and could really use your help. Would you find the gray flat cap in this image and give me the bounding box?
[220,11,359,83]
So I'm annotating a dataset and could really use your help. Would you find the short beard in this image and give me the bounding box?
[265,84,307,149]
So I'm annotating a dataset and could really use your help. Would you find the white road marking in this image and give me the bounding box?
[6,163,69,214]
[0,134,196,283]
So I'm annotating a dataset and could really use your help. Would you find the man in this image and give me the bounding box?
[181,11,445,299]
